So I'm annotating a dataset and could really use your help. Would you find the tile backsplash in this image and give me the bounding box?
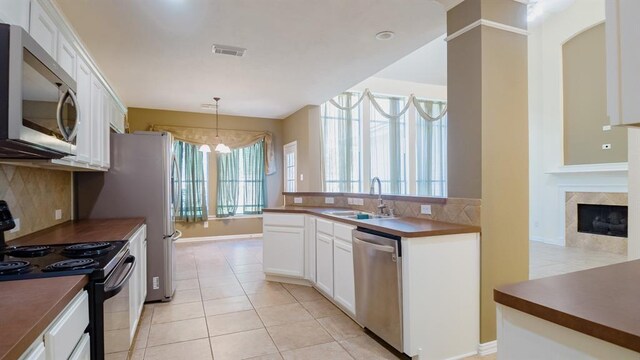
[284,194,481,227]
[0,165,72,241]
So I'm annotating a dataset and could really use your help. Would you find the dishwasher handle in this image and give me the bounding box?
[352,237,395,253]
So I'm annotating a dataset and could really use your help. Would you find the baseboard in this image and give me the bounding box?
[265,274,312,286]
[530,235,564,246]
[478,340,497,356]
[176,233,263,243]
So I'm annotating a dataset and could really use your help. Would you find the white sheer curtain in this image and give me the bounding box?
[370,95,408,194]
[415,99,447,197]
[320,93,361,192]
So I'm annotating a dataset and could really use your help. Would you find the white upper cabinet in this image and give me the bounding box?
[606,0,640,126]
[0,0,30,29]
[102,89,111,168]
[90,74,103,167]
[29,0,57,58]
[57,33,76,80]
[74,57,91,163]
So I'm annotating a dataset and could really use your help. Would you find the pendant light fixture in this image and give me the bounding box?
[211,97,231,154]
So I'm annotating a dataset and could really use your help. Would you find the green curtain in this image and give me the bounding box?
[217,140,267,217]
[173,141,208,222]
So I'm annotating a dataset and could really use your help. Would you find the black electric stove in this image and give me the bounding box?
[0,241,128,281]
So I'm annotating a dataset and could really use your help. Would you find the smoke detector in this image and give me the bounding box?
[375,31,395,40]
[211,44,246,57]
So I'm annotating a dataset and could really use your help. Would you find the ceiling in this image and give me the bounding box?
[374,34,447,86]
[54,0,447,119]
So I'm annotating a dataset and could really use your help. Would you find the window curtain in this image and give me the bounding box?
[370,95,407,194]
[416,100,448,197]
[173,141,208,222]
[217,140,267,217]
[320,93,361,192]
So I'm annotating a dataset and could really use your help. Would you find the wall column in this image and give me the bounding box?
[446,0,529,343]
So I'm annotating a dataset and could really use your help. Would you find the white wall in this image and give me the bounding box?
[529,0,628,246]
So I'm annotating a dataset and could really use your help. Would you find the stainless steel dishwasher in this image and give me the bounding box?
[352,228,403,352]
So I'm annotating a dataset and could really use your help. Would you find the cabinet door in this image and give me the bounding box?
[263,225,305,278]
[0,0,30,29]
[333,238,355,315]
[57,33,76,80]
[29,0,57,58]
[315,232,334,297]
[89,74,103,167]
[102,91,111,168]
[19,341,45,360]
[74,58,91,163]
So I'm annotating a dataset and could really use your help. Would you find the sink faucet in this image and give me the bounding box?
[369,177,387,215]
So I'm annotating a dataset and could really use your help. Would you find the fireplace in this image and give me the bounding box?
[577,204,628,238]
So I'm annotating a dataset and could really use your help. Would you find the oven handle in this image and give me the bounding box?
[103,255,136,300]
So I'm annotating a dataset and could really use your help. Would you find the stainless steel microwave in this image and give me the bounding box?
[0,23,79,159]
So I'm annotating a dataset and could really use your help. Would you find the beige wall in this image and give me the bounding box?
[563,23,627,165]
[282,105,323,192]
[447,0,529,343]
[127,107,284,238]
[0,165,72,242]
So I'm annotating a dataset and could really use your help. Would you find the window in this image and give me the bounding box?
[320,91,447,196]
[370,95,408,194]
[284,141,297,192]
[320,92,361,192]
[173,141,208,221]
[415,100,447,197]
[216,140,267,216]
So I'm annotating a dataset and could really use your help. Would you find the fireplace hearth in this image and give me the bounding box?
[577,204,628,238]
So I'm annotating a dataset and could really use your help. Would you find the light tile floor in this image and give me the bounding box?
[529,241,627,279]
[108,238,497,360]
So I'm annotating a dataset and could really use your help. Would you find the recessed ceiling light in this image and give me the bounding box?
[375,31,395,40]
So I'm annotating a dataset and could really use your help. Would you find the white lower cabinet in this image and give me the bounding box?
[129,224,147,342]
[332,226,356,316]
[263,213,305,278]
[315,232,334,296]
[19,289,90,360]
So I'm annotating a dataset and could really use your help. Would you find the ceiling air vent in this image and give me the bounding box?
[211,44,246,57]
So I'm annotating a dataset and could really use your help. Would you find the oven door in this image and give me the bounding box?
[102,253,136,357]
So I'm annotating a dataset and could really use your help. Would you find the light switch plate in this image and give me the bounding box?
[294,197,303,204]
[347,198,353,205]
[299,174,304,181]
[325,197,335,204]
[353,198,364,206]
[602,144,612,150]
[55,209,62,220]
[421,205,432,215]
[203,221,209,228]
[9,218,19,233]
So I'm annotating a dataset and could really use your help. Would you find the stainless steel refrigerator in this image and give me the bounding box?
[76,131,180,302]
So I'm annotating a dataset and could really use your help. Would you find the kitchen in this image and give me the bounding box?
[1,0,640,360]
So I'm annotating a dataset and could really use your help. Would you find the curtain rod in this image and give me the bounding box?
[151,124,272,134]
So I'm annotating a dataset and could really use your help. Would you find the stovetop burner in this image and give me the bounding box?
[6,245,53,258]
[0,260,32,275]
[63,242,114,258]
[42,258,99,272]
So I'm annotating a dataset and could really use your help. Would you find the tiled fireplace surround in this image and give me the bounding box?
[283,193,481,227]
[565,191,628,255]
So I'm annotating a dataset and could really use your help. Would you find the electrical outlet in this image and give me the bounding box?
[602,144,612,150]
[325,197,335,204]
[353,198,364,206]
[421,205,432,215]
[299,174,304,181]
[294,197,303,204]
[55,209,62,220]
[603,125,612,131]
[152,277,160,290]
[203,221,209,228]
[10,218,19,233]
[347,198,353,205]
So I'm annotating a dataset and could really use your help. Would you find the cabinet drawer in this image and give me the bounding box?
[68,333,90,360]
[19,342,45,360]
[45,290,89,360]
[317,219,334,235]
[334,223,355,242]
[263,213,305,227]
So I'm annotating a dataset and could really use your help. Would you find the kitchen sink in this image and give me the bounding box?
[326,210,393,220]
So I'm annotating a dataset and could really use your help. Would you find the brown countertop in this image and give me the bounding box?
[263,206,480,237]
[10,218,146,246]
[0,276,88,360]
[494,260,640,353]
